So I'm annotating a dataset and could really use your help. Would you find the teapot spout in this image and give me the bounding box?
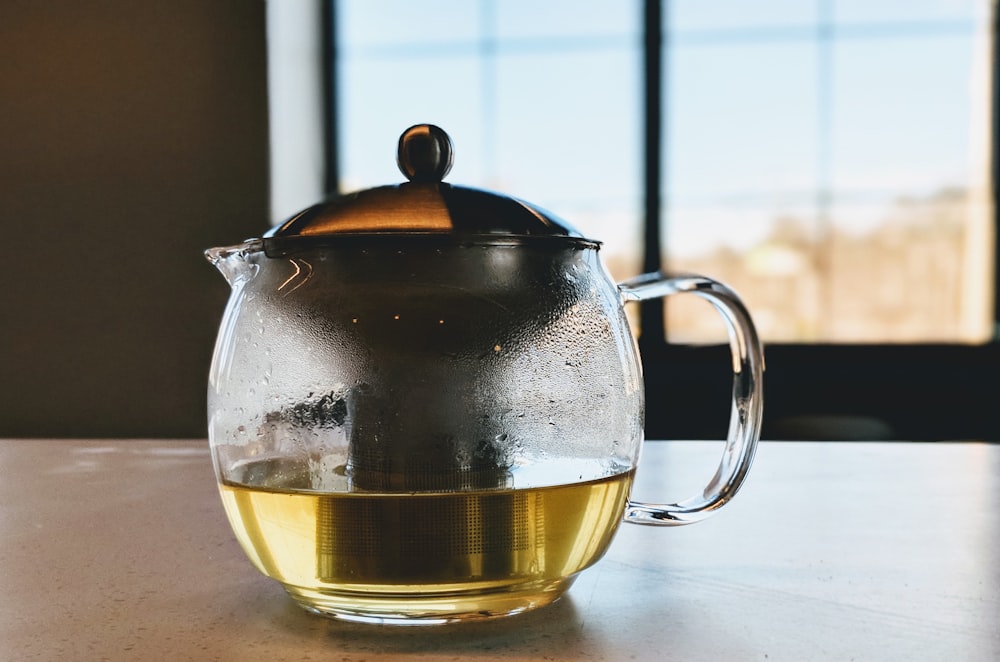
[205,240,262,287]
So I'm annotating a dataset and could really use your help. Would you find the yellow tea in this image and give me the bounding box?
[218,460,633,622]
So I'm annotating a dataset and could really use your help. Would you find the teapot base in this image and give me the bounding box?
[282,576,577,625]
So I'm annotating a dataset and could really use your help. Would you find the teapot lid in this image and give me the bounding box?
[263,124,596,248]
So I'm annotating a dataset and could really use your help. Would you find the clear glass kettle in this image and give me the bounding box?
[205,124,764,624]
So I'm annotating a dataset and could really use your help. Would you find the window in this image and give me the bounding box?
[275,0,1000,439]
[665,0,993,344]
[332,0,994,346]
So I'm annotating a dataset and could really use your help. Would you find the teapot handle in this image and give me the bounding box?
[617,273,765,526]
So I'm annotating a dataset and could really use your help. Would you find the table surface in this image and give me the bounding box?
[1,439,997,662]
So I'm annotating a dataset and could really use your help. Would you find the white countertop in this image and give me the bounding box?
[1,439,997,661]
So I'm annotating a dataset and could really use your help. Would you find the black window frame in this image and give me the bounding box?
[322,0,1000,442]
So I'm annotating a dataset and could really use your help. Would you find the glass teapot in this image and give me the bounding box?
[205,124,764,624]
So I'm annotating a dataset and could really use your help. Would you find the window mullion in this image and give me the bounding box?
[642,0,666,345]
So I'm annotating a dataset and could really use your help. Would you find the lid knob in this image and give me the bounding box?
[397,124,454,183]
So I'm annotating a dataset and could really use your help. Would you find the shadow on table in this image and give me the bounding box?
[235,568,754,660]
[267,593,594,657]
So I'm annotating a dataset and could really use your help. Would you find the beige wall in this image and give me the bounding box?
[0,2,270,437]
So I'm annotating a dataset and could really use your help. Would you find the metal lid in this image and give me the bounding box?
[264,124,593,244]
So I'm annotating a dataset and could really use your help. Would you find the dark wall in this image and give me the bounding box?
[0,2,270,437]
[641,342,1000,442]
